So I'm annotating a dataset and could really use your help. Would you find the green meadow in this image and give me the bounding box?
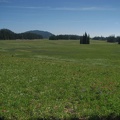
[0,40,120,119]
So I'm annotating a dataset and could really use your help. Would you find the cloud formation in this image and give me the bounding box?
[3,6,116,11]
[53,7,115,11]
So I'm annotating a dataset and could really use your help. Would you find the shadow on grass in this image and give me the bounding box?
[88,114,120,120]
[0,116,5,120]
[29,115,120,120]
[0,115,120,120]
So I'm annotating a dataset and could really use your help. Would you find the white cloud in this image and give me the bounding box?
[3,5,116,11]
[53,6,116,11]
[3,6,51,9]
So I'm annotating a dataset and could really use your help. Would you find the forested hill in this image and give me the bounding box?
[27,30,54,38]
[0,29,54,40]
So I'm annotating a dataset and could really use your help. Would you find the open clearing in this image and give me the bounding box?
[0,40,120,119]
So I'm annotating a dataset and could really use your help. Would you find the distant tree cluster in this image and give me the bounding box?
[49,35,80,40]
[106,35,116,43]
[80,32,90,44]
[117,37,120,44]
[106,36,120,44]
[0,29,43,40]
[92,36,106,40]
[92,35,120,44]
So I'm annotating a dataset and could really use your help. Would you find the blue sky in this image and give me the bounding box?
[0,0,120,37]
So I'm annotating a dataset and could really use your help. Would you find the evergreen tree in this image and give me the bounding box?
[107,35,116,43]
[80,32,90,44]
[49,35,57,40]
[80,36,83,44]
[0,29,15,40]
[118,37,120,44]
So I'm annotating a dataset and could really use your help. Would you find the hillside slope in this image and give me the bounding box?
[27,30,54,38]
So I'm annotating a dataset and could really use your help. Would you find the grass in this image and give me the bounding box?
[0,40,120,119]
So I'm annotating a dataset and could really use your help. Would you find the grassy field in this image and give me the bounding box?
[0,40,120,120]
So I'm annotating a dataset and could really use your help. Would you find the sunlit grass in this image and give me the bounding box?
[0,40,120,119]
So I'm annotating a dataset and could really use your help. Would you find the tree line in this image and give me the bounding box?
[49,32,120,44]
[0,29,43,40]
[93,35,120,43]
[0,29,120,44]
[49,35,80,40]
[49,32,90,44]
[80,33,120,44]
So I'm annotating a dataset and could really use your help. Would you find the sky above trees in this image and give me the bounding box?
[0,0,120,37]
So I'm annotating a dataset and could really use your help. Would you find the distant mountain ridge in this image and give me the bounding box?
[0,28,54,40]
[27,30,54,38]
[0,29,43,40]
